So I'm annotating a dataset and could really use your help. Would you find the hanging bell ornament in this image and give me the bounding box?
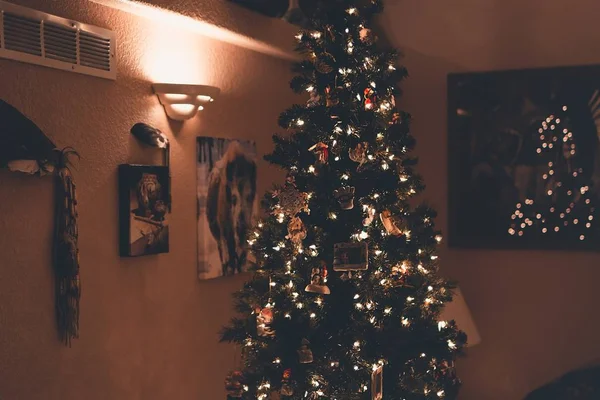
[364,87,377,110]
[297,338,314,364]
[256,306,275,337]
[286,216,307,245]
[334,186,355,210]
[225,371,245,398]
[308,142,329,164]
[380,210,402,236]
[349,142,369,169]
[305,260,331,295]
[280,369,294,397]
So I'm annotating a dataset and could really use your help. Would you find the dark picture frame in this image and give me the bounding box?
[448,65,600,250]
[119,164,170,257]
[333,242,368,271]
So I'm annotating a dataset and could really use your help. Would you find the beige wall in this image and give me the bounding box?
[4,0,600,399]
[381,1,600,399]
[0,1,297,399]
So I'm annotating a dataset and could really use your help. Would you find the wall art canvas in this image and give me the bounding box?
[228,0,317,26]
[119,165,169,257]
[197,137,257,279]
[448,65,600,249]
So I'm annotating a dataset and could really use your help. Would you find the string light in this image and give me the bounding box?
[296,119,305,126]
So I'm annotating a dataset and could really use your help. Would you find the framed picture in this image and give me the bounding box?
[228,0,318,26]
[448,65,600,250]
[333,242,368,271]
[371,365,383,400]
[119,165,169,257]
[197,137,258,279]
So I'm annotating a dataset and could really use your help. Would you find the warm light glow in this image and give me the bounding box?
[153,83,219,120]
[90,0,296,63]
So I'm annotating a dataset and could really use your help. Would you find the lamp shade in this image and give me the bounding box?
[152,83,220,121]
[440,287,481,347]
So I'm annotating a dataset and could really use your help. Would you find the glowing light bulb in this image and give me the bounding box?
[308,165,315,173]
[296,119,304,126]
[347,7,357,14]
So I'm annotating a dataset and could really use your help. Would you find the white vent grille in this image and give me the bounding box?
[0,1,116,80]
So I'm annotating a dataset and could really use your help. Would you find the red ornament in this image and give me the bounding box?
[308,142,329,164]
[364,88,376,110]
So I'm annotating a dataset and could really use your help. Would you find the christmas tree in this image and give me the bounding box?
[221,1,466,398]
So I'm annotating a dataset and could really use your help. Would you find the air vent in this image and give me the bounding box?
[0,1,116,80]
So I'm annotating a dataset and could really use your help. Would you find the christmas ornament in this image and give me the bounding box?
[362,205,376,226]
[275,184,310,217]
[286,216,307,245]
[333,242,369,271]
[349,142,369,168]
[297,338,313,363]
[307,90,321,108]
[325,86,340,107]
[390,112,401,124]
[308,142,329,164]
[225,370,245,398]
[380,210,402,235]
[334,186,355,210]
[371,365,383,400]
[364,87,377,110]
[359,27,375,44]
[305,260,331,295]
[256,306,275,337]
[280,368,294,396]
[315,52,336,74]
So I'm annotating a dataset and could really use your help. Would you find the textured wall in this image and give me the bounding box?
[380,1,600,399]
[0,1,297,399]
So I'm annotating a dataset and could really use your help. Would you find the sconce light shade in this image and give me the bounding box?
[152,83,220,121]
[440,287,481,347]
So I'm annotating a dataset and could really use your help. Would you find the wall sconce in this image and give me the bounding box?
[152,83,220,121]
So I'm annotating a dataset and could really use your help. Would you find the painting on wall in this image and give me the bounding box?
[228,0,318,26]
[197,137,258,279]
[119,165,169,257]
[448,65,600,250]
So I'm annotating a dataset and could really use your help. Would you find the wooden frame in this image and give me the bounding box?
[119,164,170,257]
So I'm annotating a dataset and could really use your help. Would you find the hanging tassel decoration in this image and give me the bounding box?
[53,148,80,346]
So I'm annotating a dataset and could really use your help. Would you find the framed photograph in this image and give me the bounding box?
[197,137,258,279]
[448,65,600,250]
[371,365,383,400]
[228,0,318,26]
[333,242,368,271]
[119,165,169,257]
